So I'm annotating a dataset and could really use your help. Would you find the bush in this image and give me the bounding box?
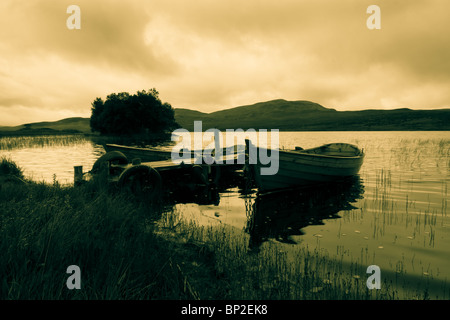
[90,89,179,135]
[0,157,24,179]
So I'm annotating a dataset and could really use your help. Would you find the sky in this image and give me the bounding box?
[1,0,449,126]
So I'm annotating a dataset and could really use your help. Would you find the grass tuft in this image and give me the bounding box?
[0,156,24,179]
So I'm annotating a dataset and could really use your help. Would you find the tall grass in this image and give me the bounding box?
[1,155,446,300]
[0,156,25,179]
[0,135,89,151]
[158,207,444,300]
[0,159,225,299]
[0,133,175,152]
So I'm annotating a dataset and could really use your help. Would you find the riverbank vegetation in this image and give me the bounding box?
[0,133,173,153]
[0,157,226,299]
[0,157,442,300]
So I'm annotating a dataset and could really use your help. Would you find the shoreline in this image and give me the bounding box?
[1,156,445,300]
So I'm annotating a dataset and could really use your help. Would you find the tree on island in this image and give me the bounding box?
[90,89,179,135]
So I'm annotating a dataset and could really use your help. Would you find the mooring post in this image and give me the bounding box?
[245,139,250,161]
[74,166,83,186]
[244,139,260,192]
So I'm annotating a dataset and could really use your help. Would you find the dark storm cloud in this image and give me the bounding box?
[0,0,449,125]
[0,0,178,74]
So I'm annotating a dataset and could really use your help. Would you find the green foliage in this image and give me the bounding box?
[0,179,218,299]
[90,89,179,135]
[0,157,24,179]
[0,169,437,300]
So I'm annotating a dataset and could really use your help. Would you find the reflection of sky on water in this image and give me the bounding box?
[1,131,449,298]
[175,131,450,299]
[0,140,105,184]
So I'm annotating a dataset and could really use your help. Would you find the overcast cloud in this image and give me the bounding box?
[0,0,449,125]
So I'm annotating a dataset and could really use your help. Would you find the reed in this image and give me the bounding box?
[0,135,88,151]
[0,159,224,299]
[1,154,447,300]
[158,205,443,300]
[0,156,25,178]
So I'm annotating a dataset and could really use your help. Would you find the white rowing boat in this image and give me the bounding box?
[250,143,364,192]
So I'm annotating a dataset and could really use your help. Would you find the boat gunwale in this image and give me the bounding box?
[278,150,364,160]
[105,143,365,160]
[105,143,173,153]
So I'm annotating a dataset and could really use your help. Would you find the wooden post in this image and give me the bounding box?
[245,139,250,163]
[74,166,83,186]
[244,139,262,191]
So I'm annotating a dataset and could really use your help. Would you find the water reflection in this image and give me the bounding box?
[244,176,365,249]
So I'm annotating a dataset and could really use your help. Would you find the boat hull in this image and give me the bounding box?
[253,143,364,192]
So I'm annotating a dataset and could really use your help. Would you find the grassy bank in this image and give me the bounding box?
[0,157,438,300]
[0,157,226,299]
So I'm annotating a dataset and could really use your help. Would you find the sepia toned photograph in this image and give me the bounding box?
[1,0,449,309]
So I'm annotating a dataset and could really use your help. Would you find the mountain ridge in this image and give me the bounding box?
[174,99,450,131]
[1,99,449,133]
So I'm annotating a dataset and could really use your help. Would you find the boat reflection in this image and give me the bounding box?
[244,176,364,249]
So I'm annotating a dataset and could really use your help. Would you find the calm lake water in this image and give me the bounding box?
[1,131,449,298]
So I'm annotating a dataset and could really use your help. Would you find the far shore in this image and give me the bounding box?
[1,128,450,138]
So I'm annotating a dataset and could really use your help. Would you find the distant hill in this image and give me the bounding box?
[174,99,450,131]
[1,100,450,135]
[0,117,92,135]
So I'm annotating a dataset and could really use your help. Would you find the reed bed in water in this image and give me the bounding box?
[159,206,450,300]
[0,135,89,150]
[1,155,447,300]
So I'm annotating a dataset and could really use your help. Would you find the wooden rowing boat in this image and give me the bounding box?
[250,142,364,192]
[103,144,173,162]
